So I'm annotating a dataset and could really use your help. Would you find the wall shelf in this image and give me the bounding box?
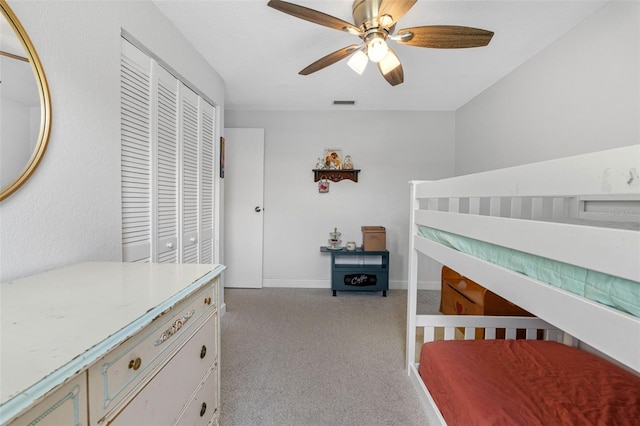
[313,169,360,183]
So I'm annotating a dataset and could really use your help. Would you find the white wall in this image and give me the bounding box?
[0,1,225,282]
[455,1,640,175]
[225,110,455,289]
[4,0,634,292]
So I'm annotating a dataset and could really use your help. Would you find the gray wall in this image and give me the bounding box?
[455,1,639,175]
[225,1,640,291]
[225,110,455,288]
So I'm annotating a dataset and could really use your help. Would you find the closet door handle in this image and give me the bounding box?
[255,206,262,212]
[200,402,207,417]
[200,345,207,359]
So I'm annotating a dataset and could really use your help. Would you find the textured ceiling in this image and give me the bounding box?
[154,0,607,111]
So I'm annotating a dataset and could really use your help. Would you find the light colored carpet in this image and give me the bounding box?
[220,288,441,425]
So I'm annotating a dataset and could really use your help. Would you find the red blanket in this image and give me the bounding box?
[419,339,640,425]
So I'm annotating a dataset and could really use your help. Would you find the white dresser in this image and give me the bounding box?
[0,262,225,426]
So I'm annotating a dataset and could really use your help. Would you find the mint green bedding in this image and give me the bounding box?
[418,226,640,318]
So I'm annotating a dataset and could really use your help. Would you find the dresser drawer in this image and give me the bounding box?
[441,282,483,315]
[89,282,215,423]
[447,278,486,305]
[331,269,389,292]
[173,363,219,426]
[440,266,531,316]
[7,373,87,426]
[106,311,218,425]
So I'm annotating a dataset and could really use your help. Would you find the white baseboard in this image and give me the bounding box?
[262,279,330,289]
[260,279,440,291]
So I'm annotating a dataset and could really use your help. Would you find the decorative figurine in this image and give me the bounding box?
[343,155,353,169]
[328,227,342,249]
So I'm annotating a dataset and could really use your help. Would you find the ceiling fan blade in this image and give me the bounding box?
[377,0,417,27]
[396,25,494,48]
[377,48,404,86]
[268,0,361,35]
[299,45,361,75]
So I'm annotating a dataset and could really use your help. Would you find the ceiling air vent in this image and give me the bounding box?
[333,100,356,106]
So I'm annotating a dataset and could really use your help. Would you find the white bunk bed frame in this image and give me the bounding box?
[406,145,640,424]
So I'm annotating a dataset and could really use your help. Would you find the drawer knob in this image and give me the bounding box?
[204,297,212,305]
[128,357,142,371]
[200,402,207,417]
[200,345,207,359]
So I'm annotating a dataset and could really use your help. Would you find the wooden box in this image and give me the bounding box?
[362,226,386,251]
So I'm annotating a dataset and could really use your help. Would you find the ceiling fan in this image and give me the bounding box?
[267,0,494,86]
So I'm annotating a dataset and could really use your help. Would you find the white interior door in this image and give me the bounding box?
[224,128,264,288]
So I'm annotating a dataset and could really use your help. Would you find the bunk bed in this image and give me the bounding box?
[406,145,640,425]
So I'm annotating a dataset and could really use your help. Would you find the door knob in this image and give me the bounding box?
[255,206,262,212]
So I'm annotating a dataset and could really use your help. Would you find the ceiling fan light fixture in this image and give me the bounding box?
[366,35,388,63]
[347,50,368,74]
[379,51,401,74]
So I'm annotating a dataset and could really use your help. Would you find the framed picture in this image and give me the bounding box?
[220,137,225,178]
[323,149,343,170]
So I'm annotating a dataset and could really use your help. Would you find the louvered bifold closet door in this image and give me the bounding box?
[121,41,152,263]
[180,86,200,263]
[155,67,179,263]
[199,101,215,263]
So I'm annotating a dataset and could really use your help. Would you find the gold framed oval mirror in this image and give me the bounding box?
[0,0,51,201]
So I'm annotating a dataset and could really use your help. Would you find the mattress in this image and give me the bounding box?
[418,226,640,317]
[419,339,640,425]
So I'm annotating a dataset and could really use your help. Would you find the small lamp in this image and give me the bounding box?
[379,51,401,74]
[366,35,389,63]
[347,50,368,75]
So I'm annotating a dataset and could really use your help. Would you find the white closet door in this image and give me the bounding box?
[121,41,152,263]
[155,66,179,263]
[180,85,200,263]
[199,101,215,263]
[121,38,217,266]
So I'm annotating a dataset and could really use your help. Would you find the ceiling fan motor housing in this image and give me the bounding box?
[353,0,389,31]
[353,0,394,62]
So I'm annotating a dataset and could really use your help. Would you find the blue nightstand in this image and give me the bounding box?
[320,247,389,296]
